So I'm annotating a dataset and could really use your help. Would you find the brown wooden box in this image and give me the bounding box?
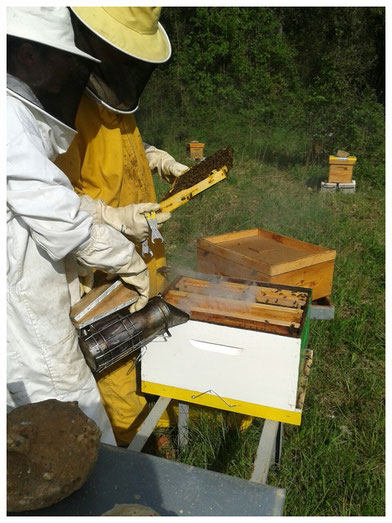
[197,228,336,301]
[328,155,356,183]
[187,141,205,159]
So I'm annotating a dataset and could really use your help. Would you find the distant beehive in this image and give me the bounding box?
[187,141,205,159]
[328,155,357,183]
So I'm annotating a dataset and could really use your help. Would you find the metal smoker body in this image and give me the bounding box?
[78,296,189,373]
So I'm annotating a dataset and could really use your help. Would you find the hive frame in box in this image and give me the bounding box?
[141,274,313,426]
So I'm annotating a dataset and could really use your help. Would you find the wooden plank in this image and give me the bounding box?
[296,349,313,410]
[177,276,308,299]
[328,165,353,183]
[127,397,172,452]
[203,228,335,256]
[197,228,336,277]
[70,280,115,320]
[164,291,303,325]
[329,156,356,165]
[198,241,273,275]
[197,228,259,247]
[190,307,301,331]
[176,293,303,321]
[197,249,333,301]
[270,260,334,301]
[71,280,138,327]
[142,381,302,425]
[176,276,307,306]
[256,294,306,308]
[250,420,280,484]
[177,275,306,301]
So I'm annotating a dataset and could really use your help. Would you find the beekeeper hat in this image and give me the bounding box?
[70,7,171,63]
[7,6,100,63]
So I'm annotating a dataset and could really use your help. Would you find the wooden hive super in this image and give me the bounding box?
[328,155,357,183]
[197,228,336,301]
[141,274,313,425]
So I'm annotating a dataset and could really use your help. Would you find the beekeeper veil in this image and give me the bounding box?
[69,7,172,114]
[7,7,100,129]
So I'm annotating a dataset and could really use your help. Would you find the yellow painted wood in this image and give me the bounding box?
[329,155,357,164]
[141,381,302,425]
[159,166,228,213]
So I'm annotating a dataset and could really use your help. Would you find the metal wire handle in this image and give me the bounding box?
[191,389,237,408]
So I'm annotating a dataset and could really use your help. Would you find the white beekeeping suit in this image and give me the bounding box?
[6,7,151,445]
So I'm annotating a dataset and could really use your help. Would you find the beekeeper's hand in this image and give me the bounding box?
[76,261,94,297]
[80,195,170,243]
[143,142,189,184]
[115,249,150,313]
[75,223,150,313]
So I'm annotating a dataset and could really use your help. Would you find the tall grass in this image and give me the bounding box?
[147,153,385,516]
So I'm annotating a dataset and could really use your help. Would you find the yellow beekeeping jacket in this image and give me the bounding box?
[55,94,170,445]
[55,94,166,296]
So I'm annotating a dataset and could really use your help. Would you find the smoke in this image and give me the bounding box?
[164,266,262,316]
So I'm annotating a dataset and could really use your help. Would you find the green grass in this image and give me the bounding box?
[148,157,385,516]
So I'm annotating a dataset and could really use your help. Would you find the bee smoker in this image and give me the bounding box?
[78,296,189,374]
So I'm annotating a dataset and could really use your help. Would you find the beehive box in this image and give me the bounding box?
[328,155,357,183]
[187,141,205,159]
[141,274,313,425]
[197,228,336,301]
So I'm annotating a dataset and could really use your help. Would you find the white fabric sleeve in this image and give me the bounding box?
[79,194,101,223]
[7,97,92,261]
[75,223,135,272]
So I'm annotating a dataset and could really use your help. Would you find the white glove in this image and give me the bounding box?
[80,195,170,243]
[143,142,189,184]
[115,248,150,313]
[75,223,150,313]
[76,261,94,297]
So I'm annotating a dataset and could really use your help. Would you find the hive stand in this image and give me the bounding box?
[320,180,356,193]
[127,396,285,486]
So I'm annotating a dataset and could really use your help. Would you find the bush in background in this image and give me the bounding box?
[138,6,384,184]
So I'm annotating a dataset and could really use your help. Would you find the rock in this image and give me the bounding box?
[102,503,160,516]
[7,399,101,513]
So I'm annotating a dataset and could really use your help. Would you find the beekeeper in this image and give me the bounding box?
[55,7,189,446]
[6,7,154,445]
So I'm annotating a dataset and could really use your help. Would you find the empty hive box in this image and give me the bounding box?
[328,155,357,183]
[142,274,313,425]
[197,228,336,301]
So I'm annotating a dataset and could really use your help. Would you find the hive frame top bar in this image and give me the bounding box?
[161,269,312,339]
